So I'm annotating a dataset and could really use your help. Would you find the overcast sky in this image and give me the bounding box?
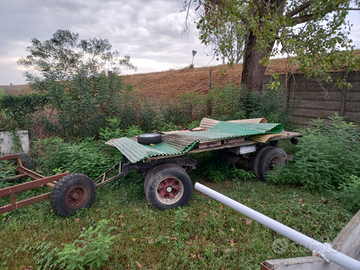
[1,0,359,86]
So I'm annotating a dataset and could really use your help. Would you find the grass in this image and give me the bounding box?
[0,88,6,95]
[0,175,352,269]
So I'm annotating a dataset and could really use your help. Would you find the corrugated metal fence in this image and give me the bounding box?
[261,71,360,127]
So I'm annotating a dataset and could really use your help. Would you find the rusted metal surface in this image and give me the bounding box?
[0,154,70,214]
[0,153,21,161]
[261,261,274,270]
[0,172,69,214]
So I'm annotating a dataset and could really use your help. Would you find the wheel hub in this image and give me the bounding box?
[268,156,282,171]
[156,177,184,204]
[65,185,88,209]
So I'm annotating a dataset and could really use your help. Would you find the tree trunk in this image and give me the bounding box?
[241,29,275,92]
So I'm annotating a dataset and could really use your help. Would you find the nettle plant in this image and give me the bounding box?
[26,219,118,270]
[268,114,360,191]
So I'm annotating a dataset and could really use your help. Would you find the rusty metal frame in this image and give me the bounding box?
[0,154,70,214]
[260,261,274,270]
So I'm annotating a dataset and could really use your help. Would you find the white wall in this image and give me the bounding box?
[0,130,29,155]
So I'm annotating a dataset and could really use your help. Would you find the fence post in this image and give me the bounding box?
[340,68,349,117]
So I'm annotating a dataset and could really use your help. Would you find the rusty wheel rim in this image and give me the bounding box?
[268,156,282,171]
[155,177,184,205]
[65,185,88,209]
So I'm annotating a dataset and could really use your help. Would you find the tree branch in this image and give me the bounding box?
[286,0,313,18]
[291,14,313,25]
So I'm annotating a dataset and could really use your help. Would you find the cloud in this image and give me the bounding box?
[1,0,359,85]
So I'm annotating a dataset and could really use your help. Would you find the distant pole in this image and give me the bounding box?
[191,50,197,65]
[209,69,212,91]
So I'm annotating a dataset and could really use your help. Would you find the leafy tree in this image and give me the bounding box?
[18,29,136,83]
[181,0,360,92]
[18,29,137,137]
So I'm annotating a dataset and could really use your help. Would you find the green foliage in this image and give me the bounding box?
[230,165,256,182]
[17,29,136,138]
[210,83,246,120]
[0,160,16,181]
[26,241,60,270]
[187,0,360,88]
[0,93,50,129]
[205,163,230,183]
[203,154,256,183]
[268,114,360,190]
[57,219,117,270]
[24,219,117,270]
[172,207,190,230]
[340,175,360,213]
[247,87,298,130]
[207,83,295,129]
[99,118,123,141]
[32,137,122,179]
[0,179,353,269]
[0,160,15,189]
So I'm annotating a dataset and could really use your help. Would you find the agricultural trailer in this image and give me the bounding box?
[0,117,302,217]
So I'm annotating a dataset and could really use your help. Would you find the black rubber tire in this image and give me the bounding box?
[251,145,273,178]
[257,147,288,181]
[20,153,36,171]
[144,164,192,209]
[50,173,96,217]
[137,133,162,145]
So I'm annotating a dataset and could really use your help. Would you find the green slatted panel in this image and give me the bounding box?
[111,122,283,163]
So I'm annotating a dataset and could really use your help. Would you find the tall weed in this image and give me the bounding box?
[268,114,360,190]
[32,137,122,178]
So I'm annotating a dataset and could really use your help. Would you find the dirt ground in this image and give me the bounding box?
[121,57,300,100]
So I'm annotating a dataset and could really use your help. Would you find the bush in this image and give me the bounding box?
[28,219,117,270]
[268,114,360,190]
[0,93,50,130]
[32,137,122,179]
[340,175,360,213]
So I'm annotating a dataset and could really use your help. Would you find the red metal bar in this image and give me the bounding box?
[16,167,46,179]
[260,261,274,270]
[0,154,20,161]
[0,193,51,213]
[0,172,69,197]
[0,172,70,214]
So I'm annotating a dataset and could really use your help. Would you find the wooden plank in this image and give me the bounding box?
[198,140,222,149]
[224,138,245,145]
[292,108,340,119]
[296,100,341,110]
[291,92,342,101]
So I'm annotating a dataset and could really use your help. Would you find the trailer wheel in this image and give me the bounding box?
[251,145,273,178]
[137,133,162,145]
[144,164,192,209]
[257,147,287,181]
[20,153,36,171]
[50,173,96,217]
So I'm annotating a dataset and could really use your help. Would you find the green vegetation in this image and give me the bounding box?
[0,177,352,269]
[0,33,358,268]
[0,82,297,138]
[268,114,360,192]
[0,88,6,95]
[184,0,360,92]
[1,113,359,269]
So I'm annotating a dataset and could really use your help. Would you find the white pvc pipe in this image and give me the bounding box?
[195,182,360,270]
